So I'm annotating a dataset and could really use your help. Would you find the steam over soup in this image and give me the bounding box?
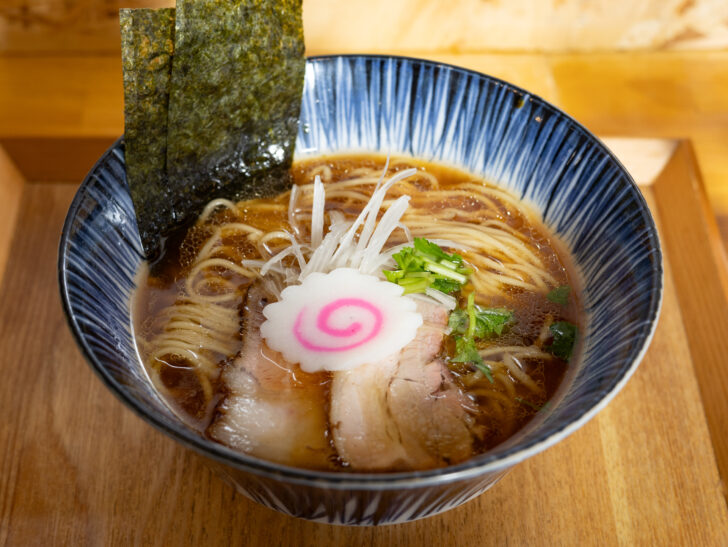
[133,155,582,472]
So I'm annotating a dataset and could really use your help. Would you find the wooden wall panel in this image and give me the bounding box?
[0,0,727,54]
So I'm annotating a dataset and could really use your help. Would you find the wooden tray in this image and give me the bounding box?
[1,138,727,545]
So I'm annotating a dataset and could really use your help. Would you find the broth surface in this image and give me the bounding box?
[133,155,583,470]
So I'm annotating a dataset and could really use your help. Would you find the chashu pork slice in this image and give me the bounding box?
[387,356,476,469]
[327,353,410,470]
[330,299,476,471]
[207,283,333,469]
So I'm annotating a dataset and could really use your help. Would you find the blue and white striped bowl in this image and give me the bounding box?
[59,55,662,525]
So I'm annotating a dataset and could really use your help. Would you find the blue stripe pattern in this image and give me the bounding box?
[59,55,662,525]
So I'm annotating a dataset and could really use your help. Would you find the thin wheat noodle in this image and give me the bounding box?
[503,353,543,394]
[139,159,568,432]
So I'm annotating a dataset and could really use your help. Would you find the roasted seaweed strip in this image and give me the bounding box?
[120,7,176,259]
[166,0,305,210]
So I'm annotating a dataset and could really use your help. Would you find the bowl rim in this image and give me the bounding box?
[58,53,663,490]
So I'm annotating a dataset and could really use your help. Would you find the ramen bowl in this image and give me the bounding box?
[59,55,662,525]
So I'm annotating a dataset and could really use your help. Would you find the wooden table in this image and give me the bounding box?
[2,52,728,545]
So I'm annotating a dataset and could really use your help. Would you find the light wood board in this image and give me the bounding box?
[0,138,727,545]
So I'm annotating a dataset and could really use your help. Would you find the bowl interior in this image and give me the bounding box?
[59,55,662,487]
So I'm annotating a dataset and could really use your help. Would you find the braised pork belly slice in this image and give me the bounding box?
[330,300,476,471]
[328,353,410,470]
[207,284,332,469]
[387,355,476,468]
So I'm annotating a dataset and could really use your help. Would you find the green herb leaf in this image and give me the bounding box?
[413,238,463,265]
[466,293,477,339]
[473,362,494,383]
[447,309,469,334]
[431,278,461,294]
[547,321,578,360]
[449,299,512,339]
[384,238,469,295]
[452,336,481,364]
[473,307,513,337]
[547,285,571,306]
[452,337,493,383]
[392,247,420,271]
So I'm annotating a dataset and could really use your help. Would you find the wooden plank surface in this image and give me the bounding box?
[1,142,727,545]
[649,141,728,497]
[0,145,23,282]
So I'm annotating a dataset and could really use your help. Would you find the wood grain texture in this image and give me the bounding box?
[301,0,728,54]
[0,137,116,182]
[0,145,23,282]
[0,56,124,139]
[547,51,728,219]
[1,144,728,545]
[2,51,727,252]
[1,0,727,53]
[650,141,728,502]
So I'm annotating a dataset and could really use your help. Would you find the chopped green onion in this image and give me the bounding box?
[438,259,459,270]
[423,260,468,283]
[398,277,429,294]
[383,270,404,283]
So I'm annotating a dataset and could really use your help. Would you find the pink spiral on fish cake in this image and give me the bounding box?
[260,269,423,372]
[293,298,383,352]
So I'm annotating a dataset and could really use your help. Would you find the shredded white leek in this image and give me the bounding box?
[249,163,456,310]
[425,288,458,310]
[310,175,324,248]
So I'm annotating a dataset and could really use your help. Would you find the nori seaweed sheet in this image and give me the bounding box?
[120,8,175,259]
[166,0,305,219]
